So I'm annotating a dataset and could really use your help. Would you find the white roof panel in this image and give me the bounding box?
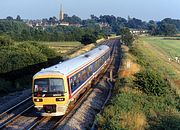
[34,45,110,77]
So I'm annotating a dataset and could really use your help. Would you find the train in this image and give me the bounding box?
[32,45,111,116]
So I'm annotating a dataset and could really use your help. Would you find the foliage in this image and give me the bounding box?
[149,114,180,130]
[134,69,170,96]
[148,19,178,36]
[127,17,147,29]
[97,90,178,130]
[64,14,81,24]
[118,28,134,46]
[0,19,103,43]
[147,20,158,35]
[0,41,58,73]
[130,36,180,83]
[1,16,180,42]
[161,18,180,31]
[0,35,14,46]
[80,33,97,45]
[157,22,177,36]
[0,20,33,40]
[27,42,57,59]
[16,15,22,21]
[0,40,60,96]
[97,36,179,130]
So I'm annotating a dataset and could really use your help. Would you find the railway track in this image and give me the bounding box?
[26,39,120,130]
[27,86,94,130]
[0,96,33,129]
[0,39,121,130]
[60,39,121,129]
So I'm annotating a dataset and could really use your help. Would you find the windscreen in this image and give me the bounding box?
[34,78,64,94]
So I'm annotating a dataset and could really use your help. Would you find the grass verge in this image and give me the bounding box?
[96,37,180,130]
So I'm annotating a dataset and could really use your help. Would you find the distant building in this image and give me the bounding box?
[59,22,69,26]
[98,22,109,28]
[129,29,148,35]
[59,5,64,21]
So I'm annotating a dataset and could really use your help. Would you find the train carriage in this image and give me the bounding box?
[32,45,111,116]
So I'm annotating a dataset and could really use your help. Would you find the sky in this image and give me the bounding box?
[0,0,180,21]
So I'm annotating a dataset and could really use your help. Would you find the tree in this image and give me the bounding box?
[6,16,13,20]
[148,19,178,36]
[71,15,81,24]
[90,14,99,22]
[16,15,21,21]
[0,35,14,46]
[134,69,169,96]
[63,15,81,24]
[49,17,57,25]
[21,28,32,40]
[162,18,180,31]
[157,23,177,36]
[117,17,127,27]
[119,28,134,46]
[99,15,116,25]
[148,20,157,35]
[80,33,97,45]
[127,18,147,29]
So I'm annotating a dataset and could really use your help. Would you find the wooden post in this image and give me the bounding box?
[127,61,131,69]
[110,69,113,82]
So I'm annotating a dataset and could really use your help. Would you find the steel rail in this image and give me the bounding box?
[27,116,47,130]
[27,39,118,130]
[0,104,34,129]
[91,39,119,130]
[0,96,32,118]
[27,87,93,130]
[52,87,93,130]
[53,40,118,130]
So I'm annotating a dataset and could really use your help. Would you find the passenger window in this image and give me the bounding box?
[100,58,103,65]
[74,76,77,87]
[87,67,90,77]
[78,73,81,83]
[97,59,100,68]
[70,78,73,88]
[95,61,98,71]
[82,69,87,80]
[89,65,93,76]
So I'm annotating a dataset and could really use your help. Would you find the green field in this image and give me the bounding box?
[97,36,180,130]
[138,37,180,90]
[39,41,82,55]
[144,37,180,59]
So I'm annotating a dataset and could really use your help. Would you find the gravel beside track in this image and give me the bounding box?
[2,107,38,130]
[0,89,31,114]
[59,80,109,130]
[57,39,121,130]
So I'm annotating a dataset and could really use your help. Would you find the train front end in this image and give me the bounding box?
[32,73,69,116]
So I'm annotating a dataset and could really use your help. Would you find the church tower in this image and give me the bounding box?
[59,4,64,21]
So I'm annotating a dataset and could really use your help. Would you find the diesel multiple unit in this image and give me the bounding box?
[32,45,111,116]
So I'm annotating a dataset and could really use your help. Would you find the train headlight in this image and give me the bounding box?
[34,98,43,102]
[56,98,65,101]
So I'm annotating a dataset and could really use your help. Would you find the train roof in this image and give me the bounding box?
[34,45,110,77]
